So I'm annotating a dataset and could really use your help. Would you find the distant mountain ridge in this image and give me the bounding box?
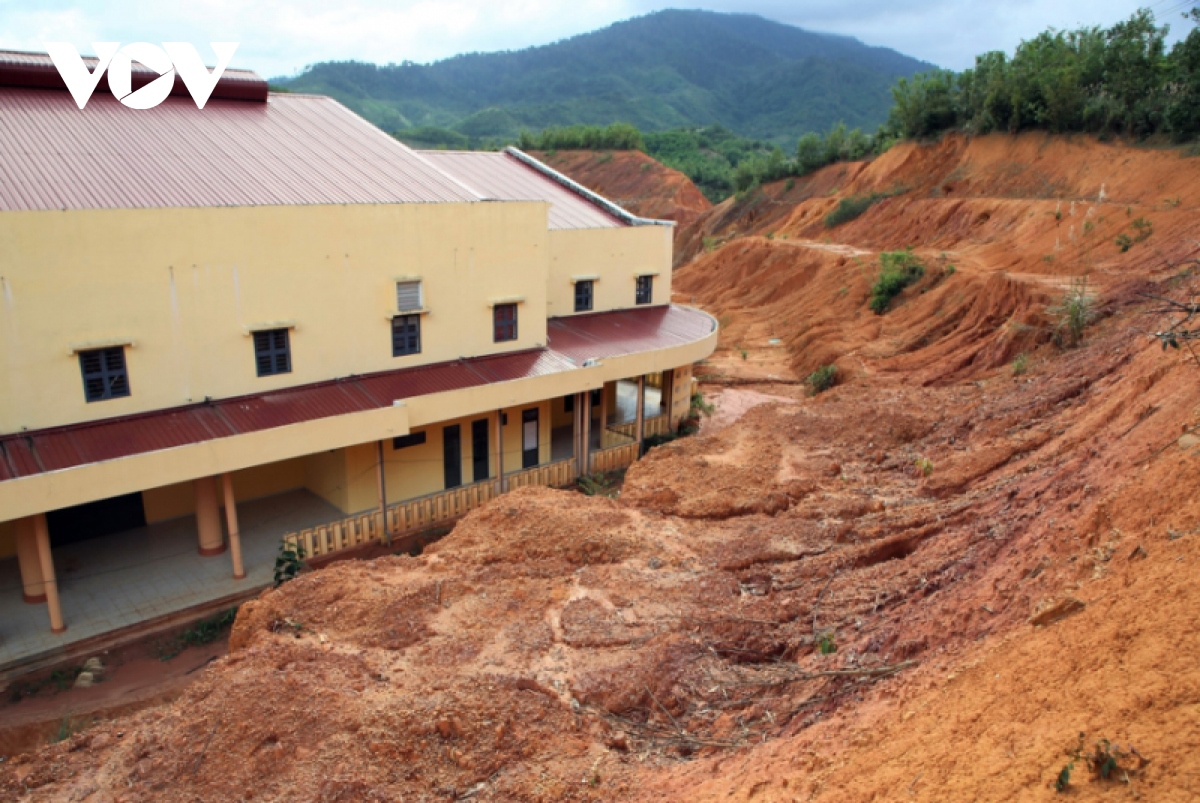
[278,9,934,145]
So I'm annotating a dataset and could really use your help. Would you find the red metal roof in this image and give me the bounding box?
[0,306,713,483]
[0,86,481,211]
[547,304,716,363]
[0,49,268,103]
[419,150,624,230]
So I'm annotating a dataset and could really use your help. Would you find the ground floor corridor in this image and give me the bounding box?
[0,490,339,671]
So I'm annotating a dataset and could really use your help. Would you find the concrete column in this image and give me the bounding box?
[33,513,65,634]
[496,409,506,493]
[635,375,646,449]
[581,391,592,474]
[599,383,608,432]
[376,441,390,545]
[662,368,674,425]
[194,476,226,556]
[15,516,46,604]
[222,473,246,580]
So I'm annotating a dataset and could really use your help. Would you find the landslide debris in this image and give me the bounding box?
[8,132,1200,802]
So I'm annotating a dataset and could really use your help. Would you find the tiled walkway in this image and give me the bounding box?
[0,490,341,670]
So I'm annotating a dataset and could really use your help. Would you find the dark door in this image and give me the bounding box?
[47,492,146,547]
[443,424,462,489]
[471,418,490,482]
[521,408,539,469]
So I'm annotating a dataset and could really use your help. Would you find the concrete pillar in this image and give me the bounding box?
[33,513,65,634]
[15,516,46,603]
[599,383,608,432]
[496,409,506,493]
[376,441,390,545]
[581,391,592,474]
[195,476,226,556]
[222,473,246,580]
[635,375,646,449]
[662,369,674,424]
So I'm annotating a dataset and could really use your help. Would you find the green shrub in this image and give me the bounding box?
[825,193,884,227]
[1011,353,1029,376]
[274,541,306,587]
[1051,277,1096,347]
[807,364,838,394]
[869,248,925,314]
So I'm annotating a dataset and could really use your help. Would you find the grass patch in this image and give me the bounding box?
[825,192,885,228]
[1011,353,1029,376]
[869,248,925,314]
[806,364,838,394]
[1050,277,1096,348]
[154,608,238,662]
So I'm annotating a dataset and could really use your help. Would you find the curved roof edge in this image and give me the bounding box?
[503,147,675,228]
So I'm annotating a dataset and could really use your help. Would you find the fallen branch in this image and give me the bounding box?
[727,660,916,688]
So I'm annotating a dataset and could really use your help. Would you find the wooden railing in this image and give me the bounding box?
[589,441,640,474]
[506,458,578,490]
[284,460,580,558]
[602,415,669,446]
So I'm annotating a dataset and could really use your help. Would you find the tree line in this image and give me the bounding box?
[402,8,1200,201]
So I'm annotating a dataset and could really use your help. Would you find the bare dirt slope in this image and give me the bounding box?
[532,150,712,228]
[6,133,1200,802]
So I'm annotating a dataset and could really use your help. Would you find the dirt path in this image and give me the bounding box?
[0,636,226,758]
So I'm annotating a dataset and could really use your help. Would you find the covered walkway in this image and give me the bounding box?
[0,490,339,671]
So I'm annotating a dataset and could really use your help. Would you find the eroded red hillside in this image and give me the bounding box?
[6,133,1200,802]
[532,150,712,228]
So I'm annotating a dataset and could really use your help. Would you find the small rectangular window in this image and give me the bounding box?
[392,314,421,357]
[79,346,130,402]
[574,280,594,312]
[494,303,518,342]
[392,431,427,450]
[253,328,291,377]
[635,275,653,305]
[396,280,422,311]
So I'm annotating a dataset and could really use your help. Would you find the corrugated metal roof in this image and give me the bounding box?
[418,150,624,230]
[547,304,716,363]
[0,86,481,211]
[0,306,713,482]
[0,49,268,102]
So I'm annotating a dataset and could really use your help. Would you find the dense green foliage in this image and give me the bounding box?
[886,9,1200,141]
[825,193,886,227]
[870,249,925,314]
[281,10,929,146]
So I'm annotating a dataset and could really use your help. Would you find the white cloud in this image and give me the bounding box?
[0,0,1194,78]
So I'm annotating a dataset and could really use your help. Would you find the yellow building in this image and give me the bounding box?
[0,53,716,651]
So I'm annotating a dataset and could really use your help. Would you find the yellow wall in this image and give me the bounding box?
[304,449,350,513]
[669,364,694,429]
[0,201,550,434]
[551,394,574,429]
[142,457,307,523]
[340,401,554,514]
[546,226,672,317]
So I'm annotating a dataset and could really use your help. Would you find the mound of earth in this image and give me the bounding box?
[6,133,1200,802]
[532,150,712,228]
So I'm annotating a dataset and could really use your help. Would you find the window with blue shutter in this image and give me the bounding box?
[79,347,130,402]
[253,329,291,377]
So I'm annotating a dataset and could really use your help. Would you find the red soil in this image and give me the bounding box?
[6,133,1200,801]
[532,150,712,228]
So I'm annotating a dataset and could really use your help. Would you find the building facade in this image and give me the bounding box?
[0,53,716,646]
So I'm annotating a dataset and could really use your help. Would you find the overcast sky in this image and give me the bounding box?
[1,0,1195,79]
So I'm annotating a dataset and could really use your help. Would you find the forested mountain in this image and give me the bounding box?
[277,9,932,145]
